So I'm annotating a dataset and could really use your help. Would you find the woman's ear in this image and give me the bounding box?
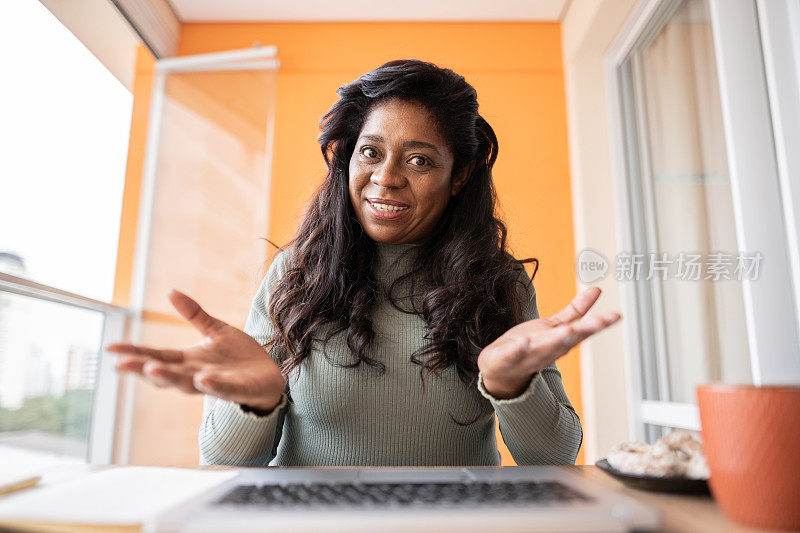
[451,161,475,196]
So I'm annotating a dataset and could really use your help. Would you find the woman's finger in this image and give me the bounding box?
[193,370,244,397]
[114,355,148,374]
[168,290,228,337]
[105,342,184,363]
[142,361,198,394]
[562,311,621,346]
[530,324,577,355]
[549,286,602,325]
[573,311,621,333]
[520,313,621,373]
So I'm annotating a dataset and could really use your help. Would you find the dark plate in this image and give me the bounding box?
[596,458,710,495]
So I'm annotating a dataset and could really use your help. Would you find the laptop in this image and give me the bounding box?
[145,466,660,532]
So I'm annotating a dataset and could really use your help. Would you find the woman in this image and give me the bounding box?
[108,59,620,467]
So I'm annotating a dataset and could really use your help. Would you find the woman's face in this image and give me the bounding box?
[348,98,467,245]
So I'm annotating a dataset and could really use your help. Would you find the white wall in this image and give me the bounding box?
[561,0,639,462]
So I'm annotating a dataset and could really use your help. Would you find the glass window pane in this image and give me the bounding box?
[636,0,752,403]
[0,292,104,469]
[644,424,702,444]
[0,0,131,302]
[126,69,276,465]
[143,70,274,321]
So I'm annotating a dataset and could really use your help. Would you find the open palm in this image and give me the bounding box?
[477,286,621,398]
[106,290,285,412]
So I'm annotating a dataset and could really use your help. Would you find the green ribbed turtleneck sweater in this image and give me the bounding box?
[198,243,582,466]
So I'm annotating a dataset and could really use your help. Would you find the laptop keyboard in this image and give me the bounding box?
[213,480,591,509]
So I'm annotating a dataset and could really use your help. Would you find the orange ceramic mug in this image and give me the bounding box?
[697,384,800,530]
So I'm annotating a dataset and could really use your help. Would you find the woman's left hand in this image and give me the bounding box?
[477,286,621,399]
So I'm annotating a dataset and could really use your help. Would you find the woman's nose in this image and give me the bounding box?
[371,158,406,189]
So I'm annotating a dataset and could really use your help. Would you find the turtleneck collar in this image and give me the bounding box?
[375,242,422,259]
[373,242,426,307]
[374,242,422,288]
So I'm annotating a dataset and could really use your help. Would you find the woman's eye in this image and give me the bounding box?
[409,155,430,167]
[361,147,379,159]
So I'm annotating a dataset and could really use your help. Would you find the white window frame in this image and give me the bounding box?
[757,0,800,345]
[606,0,800,441]
[0,272,127,464]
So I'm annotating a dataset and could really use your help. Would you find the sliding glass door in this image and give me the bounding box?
[119,48,279,464]
[608,0,800,441]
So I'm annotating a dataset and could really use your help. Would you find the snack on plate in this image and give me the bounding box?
[684,453,711,479]
[606,430,709,479]
[607,441,684,477]
[652,429,704,460]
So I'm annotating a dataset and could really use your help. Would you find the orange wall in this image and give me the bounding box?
[123,22,581,464]
[112,45,155,463]
[113,46,155,309]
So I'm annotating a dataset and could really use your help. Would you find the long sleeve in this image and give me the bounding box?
[476,265,583,465]
[198,249,293,466]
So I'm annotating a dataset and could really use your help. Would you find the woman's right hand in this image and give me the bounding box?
[106,290,285,413]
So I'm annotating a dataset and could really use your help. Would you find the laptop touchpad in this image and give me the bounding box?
[357,468,471,483]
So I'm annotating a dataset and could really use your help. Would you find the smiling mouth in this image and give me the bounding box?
[366,198,410,213]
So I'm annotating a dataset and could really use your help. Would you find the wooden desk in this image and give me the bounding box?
[563,466,765,533]
[0,466,769,533]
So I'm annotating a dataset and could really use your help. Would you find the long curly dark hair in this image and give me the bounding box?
[265,59,538,385]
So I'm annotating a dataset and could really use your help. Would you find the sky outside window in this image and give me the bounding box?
[0,0,133,303]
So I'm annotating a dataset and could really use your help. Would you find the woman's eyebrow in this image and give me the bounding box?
[358,135,441,156]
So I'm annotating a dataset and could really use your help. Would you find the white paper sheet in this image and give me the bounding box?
[0,466,238,525]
